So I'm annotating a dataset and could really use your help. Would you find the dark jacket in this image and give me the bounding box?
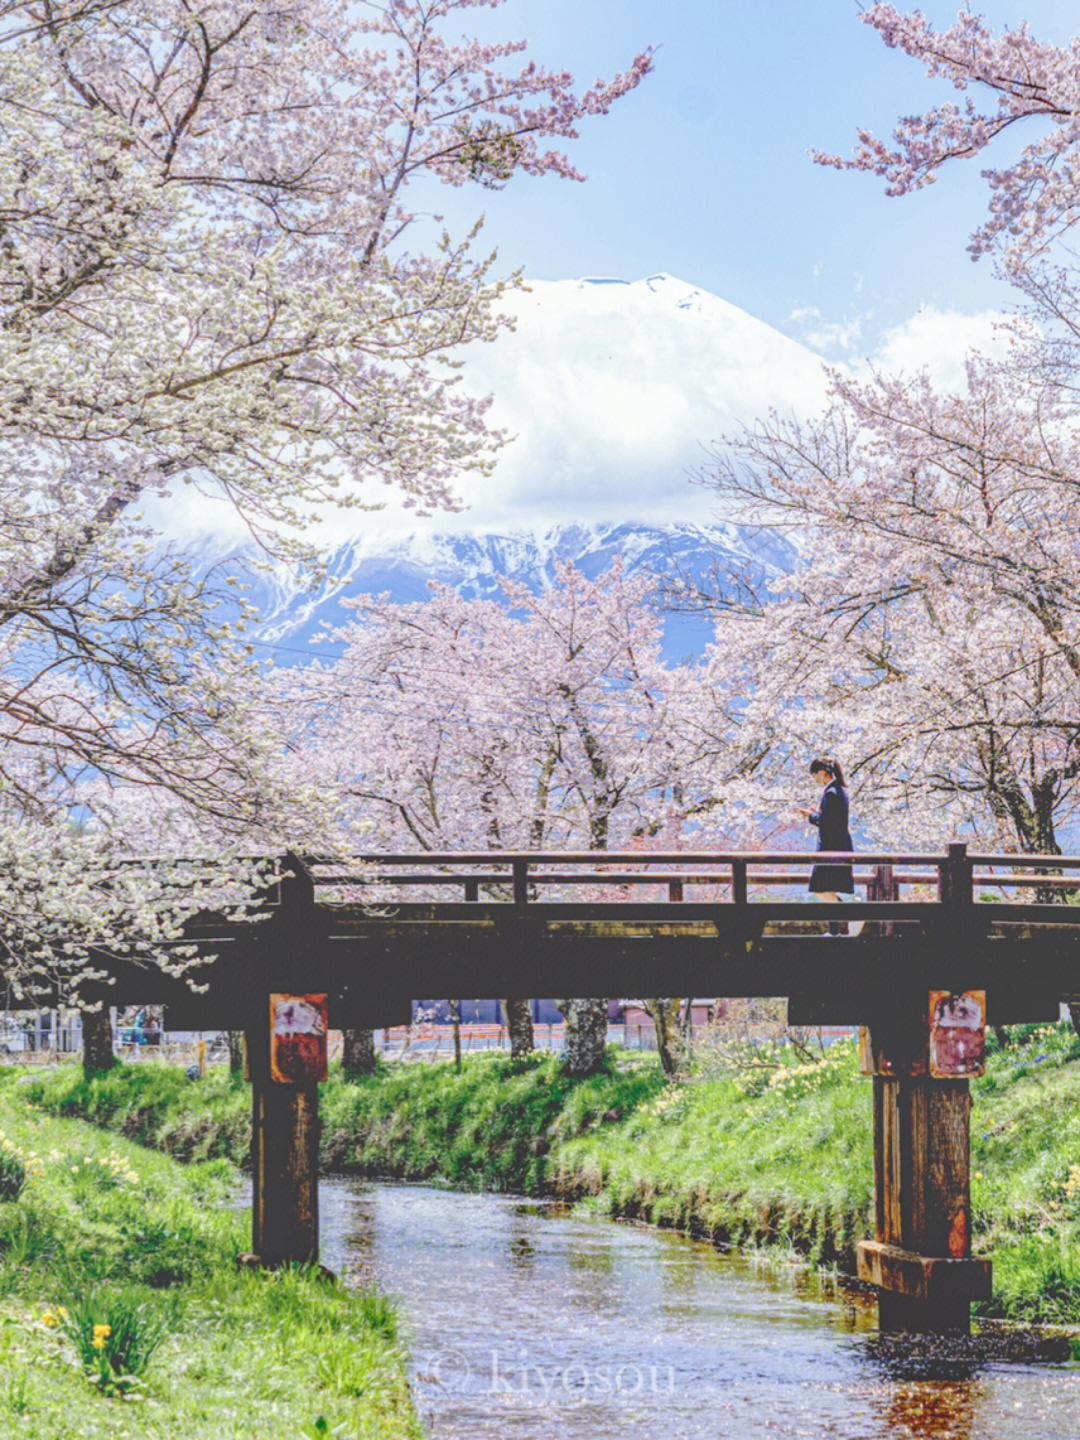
[809,779,853,853]
[808,779,854,894]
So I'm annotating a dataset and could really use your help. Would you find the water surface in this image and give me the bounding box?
[318,1180,1080,1440]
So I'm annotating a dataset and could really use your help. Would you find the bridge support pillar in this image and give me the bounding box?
[245,1022,321,1269]
[858,1067,991,1333]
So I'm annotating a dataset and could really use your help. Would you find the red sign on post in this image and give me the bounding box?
[270,993,328,1084]
[928,990,986,1078]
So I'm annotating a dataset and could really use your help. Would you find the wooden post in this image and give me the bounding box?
[862,1071,989,1332]
[730,857,748,907]
[512,857,529,914]
[729,857,749,950]
[245,1000,323,1269]
[857,986,991,1333]
[250,1069,320,1267]
[456,879,477,1067]
[241,855,327,1270]
[866,867,880,938]
[945,841,974,912]
[876,862,899,937]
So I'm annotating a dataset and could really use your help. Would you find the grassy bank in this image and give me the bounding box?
[0,1072,420,1438]
[19,1023,1080,1326]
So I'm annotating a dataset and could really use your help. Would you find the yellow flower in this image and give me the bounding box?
[91,1324,111,1350]
[974,1171,984,1181]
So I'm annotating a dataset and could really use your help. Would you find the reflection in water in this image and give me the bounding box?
[317,1181,1080,1440]
[507,1233,535,1272]
[882,1381,979,1440]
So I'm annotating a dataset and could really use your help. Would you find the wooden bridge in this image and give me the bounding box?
[13,842,1080,1335]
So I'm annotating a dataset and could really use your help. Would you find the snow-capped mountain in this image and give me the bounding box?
[441,272,830,535]
[152,273,829,555]
[172,274,824,659]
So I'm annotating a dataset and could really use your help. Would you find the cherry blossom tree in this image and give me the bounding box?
[275,563,699,853]
[4,0,651,563]
[269,562,709,1072]
[0,576,301,1050]
[816,5,1080,271]
[815,5,1080,380]
[0,0,651,1012]
[271,582,539,1065]
[681,7,1080,860]
[498,563,708,1073]
[692,356,1080,857]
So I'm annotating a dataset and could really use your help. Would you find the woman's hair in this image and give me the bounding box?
[809,757,846,787]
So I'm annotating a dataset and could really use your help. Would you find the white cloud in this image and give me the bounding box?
[787,297,867,355]
[866,306,1012,392]
[801,315,863,354]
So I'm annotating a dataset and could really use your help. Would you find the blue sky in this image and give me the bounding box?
[429,0,1079,359]
[170,2,1080,548]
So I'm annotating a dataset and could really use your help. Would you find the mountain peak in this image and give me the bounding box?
[143,273,828,553]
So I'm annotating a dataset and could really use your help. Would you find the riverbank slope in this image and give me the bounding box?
[17,1024,1080,1326]
[0,1074,422,1438]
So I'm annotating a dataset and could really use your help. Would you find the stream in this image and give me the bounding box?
[317,1179,1080,1439]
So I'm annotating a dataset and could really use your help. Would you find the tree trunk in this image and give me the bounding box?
[342,1028,377,1077]
[681,997,695,1041]
[449,1000,463,1071]
[556,999,608,1077]
[227,1031,245,1073]
[643,999,683,1079]
[500,998,535,1059]
[81,1007,116,1076]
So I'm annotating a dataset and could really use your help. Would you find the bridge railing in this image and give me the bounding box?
[81,846,1080,922]
[294,845,1080,926]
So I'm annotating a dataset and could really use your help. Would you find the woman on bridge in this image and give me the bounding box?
[797,758,857,936]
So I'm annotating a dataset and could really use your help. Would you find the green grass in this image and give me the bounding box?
[0,1074,421,1438]
[17,1023,1080,1327]
[320,1049,661,1193]
[15,1061,252,1165]
[549,1045,873,1269]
